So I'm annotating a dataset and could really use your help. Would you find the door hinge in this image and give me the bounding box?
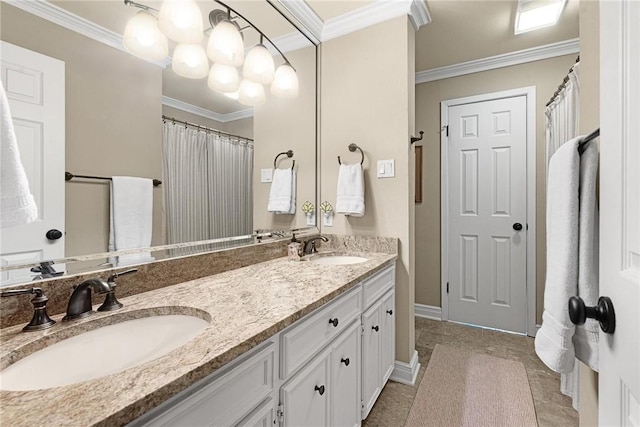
[446,125,449,137]
[446,282,449,294]
[277,403,284,424]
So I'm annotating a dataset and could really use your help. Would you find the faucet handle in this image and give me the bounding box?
[98,269,137,312]
[1,287,56,332]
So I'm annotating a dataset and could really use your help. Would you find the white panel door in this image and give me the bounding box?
[0,41,65,284]
[598,1,640,424]
[447,96,528,333]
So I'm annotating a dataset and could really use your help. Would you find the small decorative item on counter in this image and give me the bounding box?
[287,233,302,261]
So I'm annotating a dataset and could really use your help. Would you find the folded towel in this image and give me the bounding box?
[0,81,37,228]
[108,176,153,252]
[268,168,296,214]
[335,163,365,217]
[535,137,581,374]
[573,141,599,371]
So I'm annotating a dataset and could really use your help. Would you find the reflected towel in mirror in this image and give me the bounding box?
[108,176,153,254]
[268,168,296,214]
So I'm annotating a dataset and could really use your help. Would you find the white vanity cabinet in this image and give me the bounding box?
[361,266,396,420]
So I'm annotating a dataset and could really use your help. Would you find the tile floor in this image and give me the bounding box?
[363,317,579,427]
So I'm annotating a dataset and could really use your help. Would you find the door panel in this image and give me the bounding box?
[0,41,65,285]
[330,322,360,427]
[599,1,640,423]
[361,301,381,419]
[447,96,527,333]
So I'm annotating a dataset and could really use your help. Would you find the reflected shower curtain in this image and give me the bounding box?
[544,61,580,410]
[162,121,253,245]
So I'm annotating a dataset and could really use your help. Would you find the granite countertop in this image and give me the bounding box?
[0,251,396,427]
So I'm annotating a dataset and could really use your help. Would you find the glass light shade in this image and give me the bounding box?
[242,44,275,84]
[208,63,240,93]
[207,20,244,67]
[224,91,240,100]
[158,0,204,43]
[238,79,265,106]
[123,11,169,61]
[271,63,299,98]
[172,44,209,79]
[514,0,566,34]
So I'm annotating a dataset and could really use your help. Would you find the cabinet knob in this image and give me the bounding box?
[386,309,393,315]
[328,318,339,327]
[46,229,63,240]
[314,385,325,396]
[372,325,379,332]
[340,357,350,366]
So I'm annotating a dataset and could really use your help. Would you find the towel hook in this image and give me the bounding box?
[338,143,364,165]
[410,131,424,145]
[274,150,295,169]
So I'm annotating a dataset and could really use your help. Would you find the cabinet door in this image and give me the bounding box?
[281,349,330,427]
[330,321,360,427]
[361,300,382,419]
[236,398,275,427]
[380,290,395,384]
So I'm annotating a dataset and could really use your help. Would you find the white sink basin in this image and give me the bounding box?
[0,314,209,391]
[309,254,368,265]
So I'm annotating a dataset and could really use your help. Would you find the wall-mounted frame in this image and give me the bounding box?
[415,145,423,203]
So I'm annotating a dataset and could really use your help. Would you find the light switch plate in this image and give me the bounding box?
[261,168,273,183]
[377,160,395,178]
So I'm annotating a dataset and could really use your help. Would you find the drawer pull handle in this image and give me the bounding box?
[329,318,339,327]
[315,385,325,396]
[372,325,379,332]
[387,309,393,315]
[341,357,350,366]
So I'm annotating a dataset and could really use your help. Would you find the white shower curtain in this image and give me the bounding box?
[544,61,581,410]
[162,121,253,245]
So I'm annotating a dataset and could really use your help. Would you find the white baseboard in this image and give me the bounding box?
[389,350,420,386]
[414,303,442,321]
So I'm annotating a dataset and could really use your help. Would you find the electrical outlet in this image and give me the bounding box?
[323,213,333,227]
[306,212,315,226]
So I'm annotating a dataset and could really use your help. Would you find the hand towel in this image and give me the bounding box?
[108,176,153,252]
[0,81,38,228]
[335,163,365,217]
[268,168,296,214]
[573,141,599,371]
[535,137,581,374]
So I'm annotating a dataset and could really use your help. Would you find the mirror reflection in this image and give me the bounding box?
[0,0,318,286]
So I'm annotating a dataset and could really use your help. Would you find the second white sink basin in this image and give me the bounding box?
[0,314,209,391]
[309,254,368,265]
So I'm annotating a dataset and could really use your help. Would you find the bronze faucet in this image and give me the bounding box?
[303,236,329,254]
[62,278,112,321]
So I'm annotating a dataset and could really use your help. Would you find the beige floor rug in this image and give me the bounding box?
[405,344,538,427]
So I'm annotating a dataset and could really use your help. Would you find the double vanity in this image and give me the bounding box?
[0,245,397,426]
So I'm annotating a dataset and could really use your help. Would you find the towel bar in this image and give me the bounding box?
[338,143,364,165]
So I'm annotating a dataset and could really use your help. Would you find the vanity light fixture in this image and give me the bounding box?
[514,0,567,34]
[123,0,299,106]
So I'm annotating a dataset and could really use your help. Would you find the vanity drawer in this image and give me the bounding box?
[137,342,275,427]
[280,285,362,378]
[362,264,395,309]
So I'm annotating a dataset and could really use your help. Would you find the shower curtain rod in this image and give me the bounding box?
[162,115,254,142]
[546,56,580,107]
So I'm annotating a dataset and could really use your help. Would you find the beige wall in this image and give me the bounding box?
[253,46,317,231]
[320,17,415,364]
[1,3,164,256]
[578,1,600,425]
[414,54,578,324]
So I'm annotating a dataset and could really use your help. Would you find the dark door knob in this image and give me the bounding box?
[568,296,616,334]
[513,223,523,231]
[46,229,63,240]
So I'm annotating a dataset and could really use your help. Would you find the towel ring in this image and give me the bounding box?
[274,150,295,169]
[338,143,364,165]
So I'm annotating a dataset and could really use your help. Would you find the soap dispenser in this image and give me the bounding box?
[288,233,302,261]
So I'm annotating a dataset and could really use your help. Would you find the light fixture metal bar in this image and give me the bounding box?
[123,0,159,13]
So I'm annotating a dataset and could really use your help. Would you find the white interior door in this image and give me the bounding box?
[0,41,65,284]
[446,95,528,333]
[598,1,640,424]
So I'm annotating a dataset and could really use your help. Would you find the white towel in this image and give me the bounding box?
[0,81,37,228]
[268,168,296,214]
[108,176,153,252]
[335,163,365,217]
[535,137,581,374]
[573,141,599,371]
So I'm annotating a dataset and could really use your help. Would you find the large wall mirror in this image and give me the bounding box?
[0,0,318,286]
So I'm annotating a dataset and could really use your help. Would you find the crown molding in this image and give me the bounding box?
[321,0,431,42]
[268,31,313,57]
[416,38,580,84]
[162,96,254,123]
[276,0,323,44]
[4,0,170,67]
